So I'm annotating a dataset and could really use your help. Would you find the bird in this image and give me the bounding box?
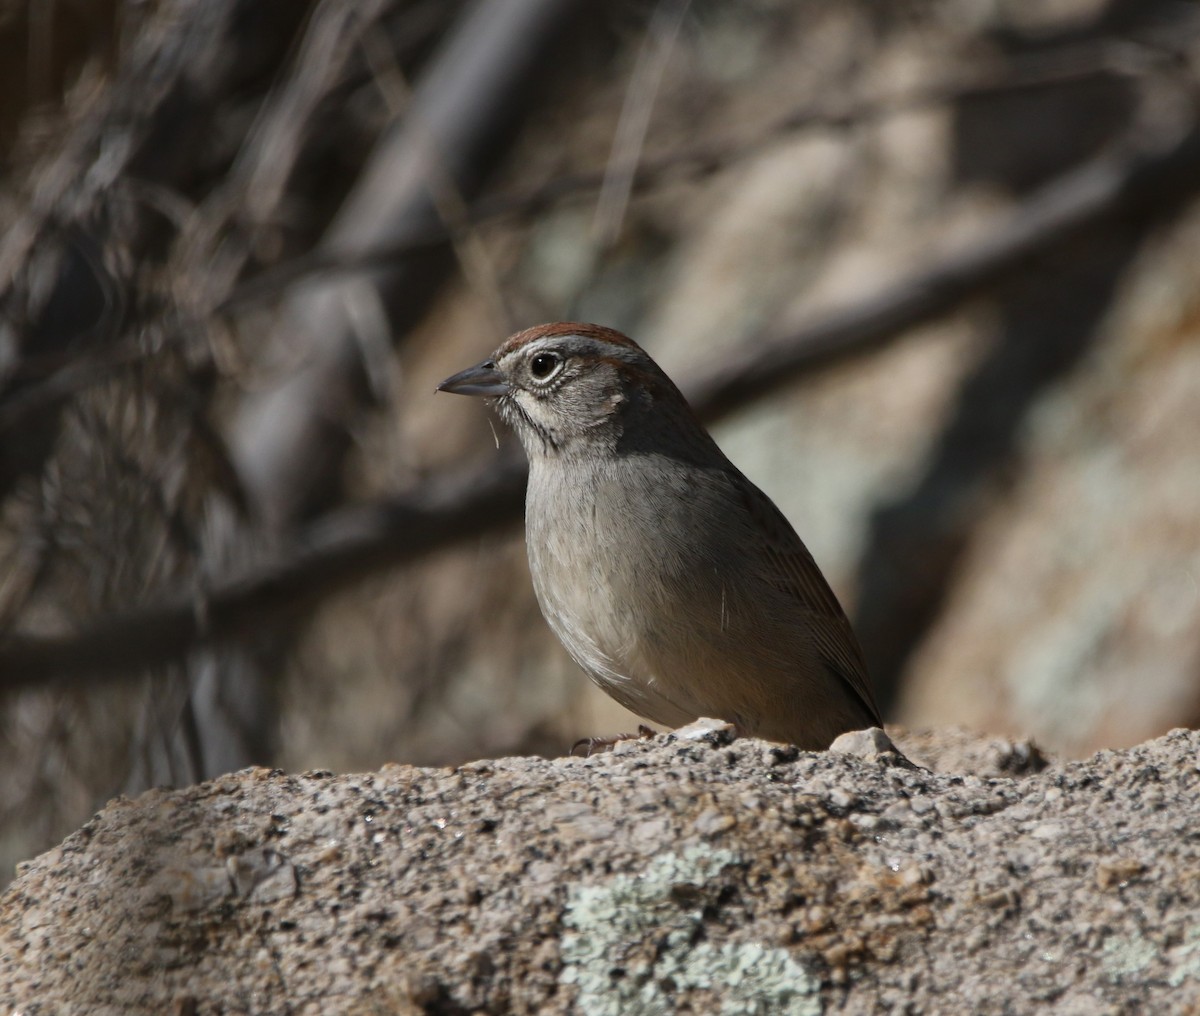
[437,322,882,750]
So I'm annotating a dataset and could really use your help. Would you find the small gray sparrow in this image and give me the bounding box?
[438,322,882,750]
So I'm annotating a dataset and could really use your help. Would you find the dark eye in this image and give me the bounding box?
[529,352,560,381]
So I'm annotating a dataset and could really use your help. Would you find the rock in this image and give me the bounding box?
[829,726,903,760]
[892,725,1052,778]
[2,728,1199,1013]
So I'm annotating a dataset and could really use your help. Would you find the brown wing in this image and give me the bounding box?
[730,473,883,726]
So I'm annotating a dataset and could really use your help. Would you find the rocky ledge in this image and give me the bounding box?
[2,724,1197,1014]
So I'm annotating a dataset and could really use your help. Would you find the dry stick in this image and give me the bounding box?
[169,0,399,313]
[0,41,1171,431]
[0,456,528,688]
[689,123,1200,418]
[228,0,581,529]
[358,23,515,335]
[591,0,691,249]
[3,121,1200,692]
[217,40,1160,313]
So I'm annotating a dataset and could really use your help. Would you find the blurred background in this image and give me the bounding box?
[1,0,1199,883]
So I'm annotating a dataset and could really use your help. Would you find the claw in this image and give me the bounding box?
[570,725,659,757]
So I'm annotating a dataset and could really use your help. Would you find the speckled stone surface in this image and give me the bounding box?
[2,726,1198,1014]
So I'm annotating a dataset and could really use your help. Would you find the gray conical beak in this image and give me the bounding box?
[436,359,510,397]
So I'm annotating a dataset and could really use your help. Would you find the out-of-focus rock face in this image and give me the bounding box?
[3,726,1199,1014]
[351,0,1200,764]
[898,206,1200,753]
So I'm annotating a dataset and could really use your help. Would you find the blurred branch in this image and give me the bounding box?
[0,456,526,690]
[221,33,1185,305]
[3,116,1200,691]
[0,31,1178,434]
[358,19,514,333]
[0,341,149,434]
[228,0,581,528]
[688,120,1200,416]
[592,0,691,248]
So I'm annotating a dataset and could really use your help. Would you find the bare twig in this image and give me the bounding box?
[0,341,152,434]
[0,34,1178,435]
[688,122,1200,417]
[0,455,526,690]
[228,0,581,528]
[169,0,397,312]
[359,22,514,333]
[216,33,1179,304]
[3,118,1200,691]
[592,0,690,249]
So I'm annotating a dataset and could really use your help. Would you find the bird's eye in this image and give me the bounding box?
[529,352,561,381]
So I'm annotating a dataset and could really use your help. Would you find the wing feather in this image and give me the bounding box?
[729,473,883,726]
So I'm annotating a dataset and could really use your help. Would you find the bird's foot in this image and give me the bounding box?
[571,724,658,757]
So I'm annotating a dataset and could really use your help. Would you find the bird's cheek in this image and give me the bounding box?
[525,397,557,425]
